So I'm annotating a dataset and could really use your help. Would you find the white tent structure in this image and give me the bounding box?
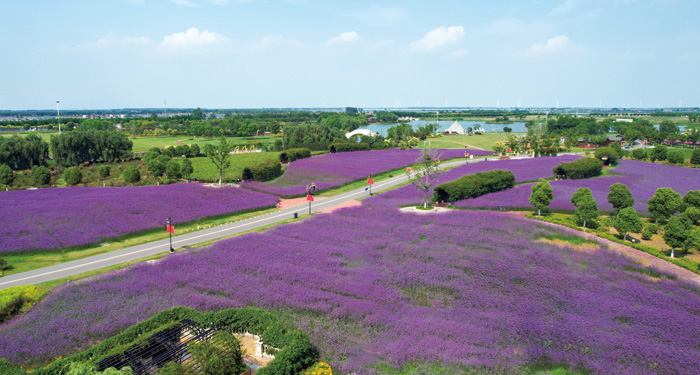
[444,121,466,135]
[345,129,377,139]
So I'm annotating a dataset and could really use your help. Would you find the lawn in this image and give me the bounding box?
[3,207,699,374]
[189,152,281,182]
[416,132,525,151]
[129,135,279,153]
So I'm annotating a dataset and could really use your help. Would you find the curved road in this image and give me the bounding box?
[0,154,580,289]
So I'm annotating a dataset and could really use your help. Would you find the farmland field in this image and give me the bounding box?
[129,135,279,153]
[456,160,700,213]
[2,207,699,374]
[0,183,278,253]
[241,148,494,197]
[189,151,281,182]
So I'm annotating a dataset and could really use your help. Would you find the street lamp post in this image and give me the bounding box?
[56,100,61,134]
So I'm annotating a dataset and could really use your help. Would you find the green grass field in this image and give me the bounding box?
[129,135,280,152]
[189,152,281,182]
[416,133,525,151]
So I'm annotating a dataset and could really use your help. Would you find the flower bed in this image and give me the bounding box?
[2,207,698,374]
[456,160,700,213]
[365,155,580,207]
[240,148,494,197]
[0,184,279,253]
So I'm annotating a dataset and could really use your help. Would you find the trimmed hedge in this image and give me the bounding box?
[280,148,311,164]
[242,159,283,182]
[552,157,603,179]
[433,170,515,203]
[33,307,319,375]
[328,142,371,153]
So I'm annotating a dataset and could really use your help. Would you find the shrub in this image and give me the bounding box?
[642,230,653,240]
[328,142,371,153]
[122,166,141,185]
[63,167,83,186]
[98,165,111,179]
[650,145,667,162]
[646,223,660,234]
[245,159,283,182]
[0,164,14,187]
[667,150,685,165]
[594,147,619,165]
[631,148,647,161]
[433,170,515,203]
[280,148,311,163]
[691,148,700,166]
[553,158,603,179]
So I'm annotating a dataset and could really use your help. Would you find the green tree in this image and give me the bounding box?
[503,126,512,133]
[189,331,247,375]
[663,216,693,257]
[98,165,111,179]
[406,149,443,209]
[0,164,13,189]
[648,188,683,222]
[594,147,618,165]
[681,206,700,225]
[529,179,553,216]
[492,141,507,155]
[181,159,194,182]
[614,207,643,241]
[659,120,679,134]
[667,150,685,165]
[683,190,700,209]
[123,166,141,186]
[31,165,51,187]
[192,107,204,120]
[204,137,233,185]
[690,148,700,166]
[0,258,13,277]
[571,187,593,206]
[157,362,188,375]
[63,167,83,186]
[689,227,700,252]
[650,145,667,162]
[189,143,201,157]
[166,160,181,180]
[607,183,634,216]
[573,192,598,228]
[631,148,647,161]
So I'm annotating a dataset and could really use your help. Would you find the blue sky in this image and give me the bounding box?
[1,0,698,110]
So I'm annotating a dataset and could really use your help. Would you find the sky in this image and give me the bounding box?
[1,0,699,110]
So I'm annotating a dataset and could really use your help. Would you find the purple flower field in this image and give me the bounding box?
[456,160,700,213]
[365,155,580,207]
[241,148,494,196]
[0,184,279,253]
[3,207,699,374]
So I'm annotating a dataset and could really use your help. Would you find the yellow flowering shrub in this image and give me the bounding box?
[303,362,332,375]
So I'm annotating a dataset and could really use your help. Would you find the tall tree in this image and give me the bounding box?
[181,159,193,182]
[663,216,693,258]
[529,179,553,216]
[648,188,683,223]
[204,137,233,185]
[683,190,700,209]
[607,183,635,216]
[614,207,643,241]
[0,164,13,189]
[406,149,443,209]
[572,188,598,228]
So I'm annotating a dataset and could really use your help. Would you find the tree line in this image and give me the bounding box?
[50,130,133,167]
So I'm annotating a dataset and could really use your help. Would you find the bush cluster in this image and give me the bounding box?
[280,148,311,163]
[553,157,603,179]
[328,142,371,153]
[594,146,619,165]
[30,306,318,375]
[242,159,282,182]
[434,170,515,202]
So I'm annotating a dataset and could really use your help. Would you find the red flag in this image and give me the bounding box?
[367,178,374,185]
[406,167,413,172]
[306,194,314,202]
[507,148,511,152]
[436,159,441,163]
[166,225,175,234]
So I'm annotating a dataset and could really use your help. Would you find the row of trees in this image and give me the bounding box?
[50,130,133,167]
[530,180,700,257]
[0,134,48,170]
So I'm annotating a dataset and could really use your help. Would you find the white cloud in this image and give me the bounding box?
[525,35,574,56]
[409,26,465,51]
[159,28,228,51]
[325,31,360,46]
[94,34,155,49]
[169,0,196,7]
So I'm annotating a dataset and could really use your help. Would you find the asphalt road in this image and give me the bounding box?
[0,153,582,289]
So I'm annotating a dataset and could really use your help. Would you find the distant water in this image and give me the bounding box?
[359,120,527,136]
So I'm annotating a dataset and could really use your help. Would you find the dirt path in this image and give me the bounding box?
[509,212,700,287]
[443,140,486,150]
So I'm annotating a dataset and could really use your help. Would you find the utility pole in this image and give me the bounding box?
[56,100,61,134]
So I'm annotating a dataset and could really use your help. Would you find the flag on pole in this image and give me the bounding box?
[406,167,413,172]
[306,194,314,202]
[166,225,175,234]
[367,178,374,185]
